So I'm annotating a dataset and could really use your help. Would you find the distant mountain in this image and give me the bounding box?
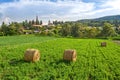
[79,15,120,21]
[77,15,120,27]
[93,15,120,21]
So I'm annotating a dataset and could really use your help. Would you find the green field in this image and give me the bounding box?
[0,35,120,80]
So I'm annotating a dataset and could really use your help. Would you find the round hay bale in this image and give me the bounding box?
[101,42,107,47]
[24,49,40,62]
[63,49,76,61]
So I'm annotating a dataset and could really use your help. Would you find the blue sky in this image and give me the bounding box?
[0,0,120,24]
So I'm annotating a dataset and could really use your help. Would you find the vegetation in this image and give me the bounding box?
[0,36,120,80]
[60,22,117,38]
[112,35,120,40]
[100,23,117,37]
[78,15,120,27]
[0,15,120,38]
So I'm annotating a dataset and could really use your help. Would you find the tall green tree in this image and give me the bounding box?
[8,23,17,35]
[14,22,24,34]
[71,23,81,37]
[1,22,8,36]
[32,20,35,25]
[60,23,71,36]
[85,27,99,38]
[100,23,117,37]
[36,16,39,25]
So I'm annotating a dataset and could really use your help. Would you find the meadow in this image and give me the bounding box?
[0,35,120,80]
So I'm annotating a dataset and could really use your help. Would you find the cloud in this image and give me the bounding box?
[0,0,120,25]
[0,0,95,24]
[84,0,120,18]
[101,0,120,9]
[3,17,11,24]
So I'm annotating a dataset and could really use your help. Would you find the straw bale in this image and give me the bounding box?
[101,42,107,47]
[24,49,40,62]
[63,49,76,61]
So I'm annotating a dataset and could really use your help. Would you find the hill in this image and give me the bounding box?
[77,15,120,27]
[80,15,120,21]
[93,15,120,21]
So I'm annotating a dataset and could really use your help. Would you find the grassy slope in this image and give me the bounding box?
[0,36,120,80]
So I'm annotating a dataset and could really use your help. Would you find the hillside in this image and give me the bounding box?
[77,15,120,27]
[80,15,120,21]
[93,15,120,21]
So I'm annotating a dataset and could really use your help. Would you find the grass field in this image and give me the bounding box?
[0,35,120,80]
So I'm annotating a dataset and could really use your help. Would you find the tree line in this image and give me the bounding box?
[60,22,118,38]
[0,20,120,38]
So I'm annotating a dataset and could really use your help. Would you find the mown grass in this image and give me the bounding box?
[0,36,120,80]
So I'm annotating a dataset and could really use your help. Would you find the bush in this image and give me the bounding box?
[47,31,55,36]
[40,31,48,36]
[112,36,120,40]
[0,32,4,36]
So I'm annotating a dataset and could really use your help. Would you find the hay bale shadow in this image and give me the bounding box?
[96,45,107,47]
[9,59,26,66]
[96,45,101,47]
[88,74,95,80]
[55,59,72,65]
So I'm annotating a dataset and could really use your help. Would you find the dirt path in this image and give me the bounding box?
[113,40,120,45]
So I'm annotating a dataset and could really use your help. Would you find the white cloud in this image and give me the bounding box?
[101,0,120,9]
[84,0,120,18]
[0,0,95,24]
[4,17,11,24]
[0,0,120,25]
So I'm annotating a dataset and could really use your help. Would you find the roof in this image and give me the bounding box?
[32,25,42,27]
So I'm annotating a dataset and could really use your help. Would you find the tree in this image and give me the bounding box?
[32,20,35,25]
[40,20,42,25]
[100,23,117,37]
[115,27,120,34]
[29,20,32,25]
[113,20,119,27]
[71,23,81,37]
[22,20,31,30]
[1,22,8,36]
[14,22,24,34]
[60,23,71,36]
[1,22,24,36]
[8,23,17,35]
[48,20,51,25]
[85,27,99,38]
[36,16,39,25]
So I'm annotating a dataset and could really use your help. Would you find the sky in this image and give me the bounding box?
[0,0,120,24]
